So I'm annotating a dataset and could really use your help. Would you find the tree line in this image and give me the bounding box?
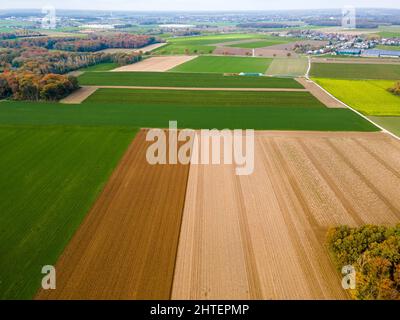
[0,71,79,101]
[0,33,161,52]
[1,47,143,74]
[327,224,400,300]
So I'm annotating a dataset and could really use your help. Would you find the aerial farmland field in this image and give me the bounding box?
[170,56,272,73]
[314,78,400,116]
[37,130,190,299]
[0,89,377,131]
[2,4,400,306]
[78,71,302,88]
[172,131,400,299]
[311,63,400,80]
[266,57,309,77]
[0,126,138,299]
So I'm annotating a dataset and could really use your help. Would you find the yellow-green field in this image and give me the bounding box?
[314,78,400,116]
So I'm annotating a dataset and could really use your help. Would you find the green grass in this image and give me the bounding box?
[0,89,378,131]
[376,45,400,51]
[314,78,400,116]
[79,62,119,71]
[368,116,400,137]
[311,63,400,80]
[78,71,303,88]
[0,125,137,299]
[86,88,325,108]
[170,56,272,73]
[153,44,216,55]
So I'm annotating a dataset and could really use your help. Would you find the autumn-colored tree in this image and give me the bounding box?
[327,224,400,300]
[388,82,400,96]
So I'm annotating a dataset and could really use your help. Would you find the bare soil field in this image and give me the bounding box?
[36,130,191,300]
[60,87,98,104]
[295,78,346,108]
[214,46,299,58]
[214,40,326,58]
[172,131,400,300]
[100,43,167,54]
[112,55,197,72]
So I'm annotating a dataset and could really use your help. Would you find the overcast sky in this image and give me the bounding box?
[0,0,399,11]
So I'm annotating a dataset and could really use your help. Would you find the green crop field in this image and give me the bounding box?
[266,58,309,77]
[153,44,216,55]
[79,62,119,71]
[311,63,400,80]
[169,56,272,73]
[78,71,303,88]
[0,126,137,299]
[314,78,400,116]
[0,89,377,131]
[368,116,400,137]
[86,88,324,108]
[376,45,400,51]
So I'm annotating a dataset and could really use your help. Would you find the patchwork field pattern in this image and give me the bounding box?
[36,130,190,299]
[33,130,400,299]
[0,126,138,299]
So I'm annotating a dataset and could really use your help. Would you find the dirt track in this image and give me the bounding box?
[295,78,346,108]
[60,87,98,104]
[112,55,197,72]
[36,130,190,300]
[172,131,400,300]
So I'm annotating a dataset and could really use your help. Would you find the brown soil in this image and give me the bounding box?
[295,78,346,108]
[172,131,400,300]
[59,87,98,104]
[36,129,191,300]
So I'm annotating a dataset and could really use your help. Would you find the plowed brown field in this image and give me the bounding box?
[36,129,190,300]
[172,131,400,300]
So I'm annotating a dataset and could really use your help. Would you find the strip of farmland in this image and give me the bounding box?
[172,131,400,299]
[36,130,190,299]
[0,91,378,131]
[310,62,400,80]
[78,71,304,88]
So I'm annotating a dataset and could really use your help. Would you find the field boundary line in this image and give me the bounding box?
[305,76,400,141]
[85,85,308,92]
